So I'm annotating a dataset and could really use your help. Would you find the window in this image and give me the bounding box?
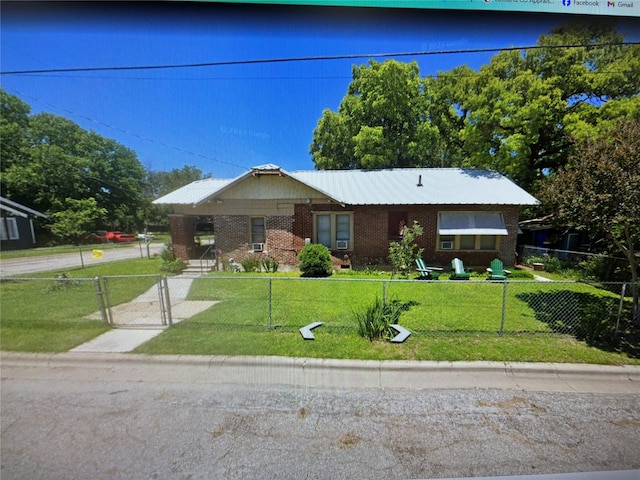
[250,217,265,245]
[388,211,408,240]
[460,235,475,250]
[1,218,19,241]
[437,211,506,251]
[314,212,352,250]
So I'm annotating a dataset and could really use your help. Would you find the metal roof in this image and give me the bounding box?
[289,168,539,205]
[153,178,233,205]
[153,166,539,206]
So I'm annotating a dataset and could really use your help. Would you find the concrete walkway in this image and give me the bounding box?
[72,275,217,353]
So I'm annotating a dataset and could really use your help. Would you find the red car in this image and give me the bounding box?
[87,230,136,243]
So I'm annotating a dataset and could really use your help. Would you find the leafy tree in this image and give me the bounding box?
[454,23,640,191]
[48,197,107,245]
[388,220,424,278]
[310,60,440,170]
[1,99,149,235]
[0,89,30,173]
[540,119,640,325]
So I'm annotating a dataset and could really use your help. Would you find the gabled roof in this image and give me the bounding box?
[153,165,539,206]
[0,196,48,219]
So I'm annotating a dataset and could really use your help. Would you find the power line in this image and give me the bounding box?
[8,89,250,173]
[2,42,638,76]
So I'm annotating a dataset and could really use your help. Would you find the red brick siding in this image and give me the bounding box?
[169,215,195,261]
[176,204,522,268]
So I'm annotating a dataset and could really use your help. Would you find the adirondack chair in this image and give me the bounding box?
[450,257,471,280]
[415,258,443,280]
[486,258,511,281]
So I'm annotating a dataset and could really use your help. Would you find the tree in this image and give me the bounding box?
[1,100,149,235]
[540,119,640,325]
[388,221,424,278]
[48,197,107,245]
[453,23,640,191]
[310,60,440,170]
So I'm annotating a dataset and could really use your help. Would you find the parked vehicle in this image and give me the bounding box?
[86,230,136,243]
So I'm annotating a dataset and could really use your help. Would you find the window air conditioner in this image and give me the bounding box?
[336,240,349,250]
[441,241,454,250]
[252,243,264,252]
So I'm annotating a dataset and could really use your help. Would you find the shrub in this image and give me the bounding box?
[261,257,279,273]
[159,245,187,273]
[241,256,261,273]
[298,243,333,277]
[388,221,424,278]
[160,258,187,274]
[354,296,412,341]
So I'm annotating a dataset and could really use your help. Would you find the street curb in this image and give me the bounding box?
[2,351,639,382]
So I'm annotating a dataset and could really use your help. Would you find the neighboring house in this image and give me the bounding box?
[0,196,49,250]
[518,215,596,260]
[153,164,539,268]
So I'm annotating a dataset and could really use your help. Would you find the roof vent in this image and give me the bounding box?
[417,175,423,187]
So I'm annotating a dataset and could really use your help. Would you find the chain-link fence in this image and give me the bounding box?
[2,275,638,354]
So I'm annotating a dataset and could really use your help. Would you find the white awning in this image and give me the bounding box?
[438,212,508,236]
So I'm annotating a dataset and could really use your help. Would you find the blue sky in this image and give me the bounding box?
[2,3,638,179]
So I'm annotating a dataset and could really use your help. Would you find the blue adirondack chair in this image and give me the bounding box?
[415,258,443,280]
[450,257,471,280]
[486,258,510,281]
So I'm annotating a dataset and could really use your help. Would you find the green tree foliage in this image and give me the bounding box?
[48,197,107,244]
[459,23,640,191]
[310,60,440,170]
[388,220,424,278]
[310,23,640,195]
[145,165,209,227]
[540,119,640,325]
[1,91,148,235]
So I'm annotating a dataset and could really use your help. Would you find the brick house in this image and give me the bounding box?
[153,164,539,269]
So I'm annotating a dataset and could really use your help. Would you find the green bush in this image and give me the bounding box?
[298,244,332,277]
[261,257,279,273]
[241,256,261,273]
[160,258,187,273]
[354,296,412,341]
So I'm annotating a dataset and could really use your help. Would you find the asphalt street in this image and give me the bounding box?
[1,353,639,480]
[0,242,165,276]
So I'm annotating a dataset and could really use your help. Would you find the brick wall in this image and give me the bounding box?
[201,204,521,269]
[168,215,195,261]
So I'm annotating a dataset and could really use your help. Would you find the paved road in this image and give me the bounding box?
[0,242,165,277]
[2,353,639,480]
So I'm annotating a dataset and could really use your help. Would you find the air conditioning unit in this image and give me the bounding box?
[440,241,454,250]
[336,240,349,250]
[252,243,264,252]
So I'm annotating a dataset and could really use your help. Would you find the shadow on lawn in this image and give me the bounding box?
[516,289,640,358]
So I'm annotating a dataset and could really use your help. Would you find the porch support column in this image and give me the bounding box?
[169,214,196,261]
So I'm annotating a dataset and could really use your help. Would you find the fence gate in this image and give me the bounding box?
[101,275,171,327]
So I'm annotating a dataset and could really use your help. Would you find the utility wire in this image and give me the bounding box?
[2,42,638,75]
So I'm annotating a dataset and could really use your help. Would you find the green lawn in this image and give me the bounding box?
[135,274,640,365]
[0,258,166,352]
[2,263,637,364]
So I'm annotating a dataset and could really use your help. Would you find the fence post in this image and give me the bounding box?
[102,277,114,325]
[615,283,627,339]
[500,281,508,336]
[93,276,110,325]
[268,277,273,329]
[162,275,173,327]
[382,280,387,304]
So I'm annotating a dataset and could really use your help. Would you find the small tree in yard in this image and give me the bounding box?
[541,119,640,326]
[298,243,332,277]
[388,220,424,278]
